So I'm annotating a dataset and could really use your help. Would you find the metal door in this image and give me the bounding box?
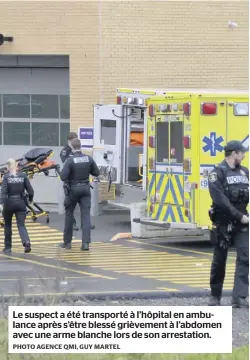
[168,119,185,206]
[93,104,123,184]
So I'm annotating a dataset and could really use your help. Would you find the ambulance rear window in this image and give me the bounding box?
[170,121,184,163]
[156,122,169,163]
[100,119,116,145]
[234,103,249,116]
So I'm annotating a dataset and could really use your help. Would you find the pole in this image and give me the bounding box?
[90,180,100,217]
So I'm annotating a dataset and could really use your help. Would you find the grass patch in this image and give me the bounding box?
[0,320,248,360]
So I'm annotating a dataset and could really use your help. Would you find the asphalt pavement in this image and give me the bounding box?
[0,208,236,299]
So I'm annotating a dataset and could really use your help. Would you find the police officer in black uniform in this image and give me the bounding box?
[59,138,100,250]
[0,158,34,254]
[208,140,249,308]
[60,131,79,231]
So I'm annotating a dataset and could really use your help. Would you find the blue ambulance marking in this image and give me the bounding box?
[202,132,224,156]
[163,206,176,222]
[241,135,249,151]
[175,175,184,199]
[148,173,155,195]
[170,180,184,222]
[155,178,170,220]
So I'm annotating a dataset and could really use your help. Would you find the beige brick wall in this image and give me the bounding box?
[0,1,100,132]
[100,0,249,103]
[0,0,248,133]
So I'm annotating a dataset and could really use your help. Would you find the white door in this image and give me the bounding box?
[93,104,123,184]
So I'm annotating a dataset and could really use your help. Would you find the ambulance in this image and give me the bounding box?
[93,88,249,231]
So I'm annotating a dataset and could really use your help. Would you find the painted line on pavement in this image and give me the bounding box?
[1,254,116,280]
[128,239,236,260]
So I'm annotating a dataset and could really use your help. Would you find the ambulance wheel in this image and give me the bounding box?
[0,222,4,228]
[46,216,50,224]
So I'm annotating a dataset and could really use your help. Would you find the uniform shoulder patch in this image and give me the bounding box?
[208,171,217,182]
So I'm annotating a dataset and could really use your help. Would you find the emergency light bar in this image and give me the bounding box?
[116,96,145,106]
[234,102,249,116]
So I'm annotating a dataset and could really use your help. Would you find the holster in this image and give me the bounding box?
[209,222,233,250]
[63,183,70,196]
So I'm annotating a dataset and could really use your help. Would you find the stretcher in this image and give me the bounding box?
[0,147,60,227]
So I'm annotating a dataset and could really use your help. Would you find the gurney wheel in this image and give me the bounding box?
[46,216,50,224]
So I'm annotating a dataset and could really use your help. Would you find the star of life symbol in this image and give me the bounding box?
[202,132,224,156]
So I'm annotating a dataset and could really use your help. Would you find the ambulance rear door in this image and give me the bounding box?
[147,97,193,226]
[93,104,123,184]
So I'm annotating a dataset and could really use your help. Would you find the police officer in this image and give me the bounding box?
[0,158,34,254]
[60,131,79,231]
[208,140,249,308]
[59,138,100,250]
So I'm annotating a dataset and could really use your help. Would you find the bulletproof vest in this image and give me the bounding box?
[6,174,25,197]
[69,152,92,183]
[218,164,249,206]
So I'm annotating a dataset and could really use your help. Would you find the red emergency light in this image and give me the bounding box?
[201,102,217,115]
[183,103,191,116]
[148,136,155,148]
[149,104,155,117]
[116,96,122,104]
[183,136,191,149]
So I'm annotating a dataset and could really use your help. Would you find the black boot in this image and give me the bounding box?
[232,297,249,308]
[80,243,89,251]
[24,243,31,253]
[2,247,11,255]
[208,296,221,306]
[59,242,71,249]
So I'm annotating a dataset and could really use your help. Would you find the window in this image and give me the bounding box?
[100,119,116,145]
[170,121,183,163]
[3,94,30,118]
[234,102,249,116]
[60,122,70,146]
[32,122,59,146]
[60,95,70,119]
[31,95,59,119]
[0,122,2,145]
[0,95,2,117]
[156,122,169,163]
[3,122,30,145]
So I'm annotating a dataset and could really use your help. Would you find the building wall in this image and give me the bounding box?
[0,0,248,134]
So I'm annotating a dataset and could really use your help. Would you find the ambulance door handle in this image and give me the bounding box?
[170,167,173,176]
[166,168,169,175]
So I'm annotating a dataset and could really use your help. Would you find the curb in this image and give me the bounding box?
[1,290,232,303]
